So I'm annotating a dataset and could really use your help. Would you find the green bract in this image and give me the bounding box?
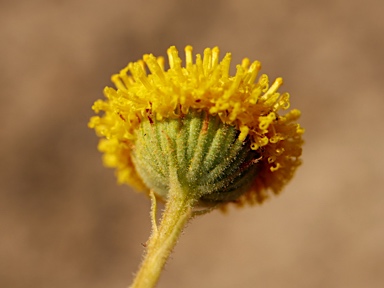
[133,110,262,206]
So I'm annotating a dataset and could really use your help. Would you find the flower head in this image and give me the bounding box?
[89,46,304,206]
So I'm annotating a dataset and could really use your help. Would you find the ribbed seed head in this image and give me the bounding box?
[132,110,261,206]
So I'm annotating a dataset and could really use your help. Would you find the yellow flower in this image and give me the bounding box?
[89,45,304,206]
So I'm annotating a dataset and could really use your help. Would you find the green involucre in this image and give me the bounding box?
[132,110,262,206]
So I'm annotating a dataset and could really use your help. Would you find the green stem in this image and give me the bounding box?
[130,182,194,288]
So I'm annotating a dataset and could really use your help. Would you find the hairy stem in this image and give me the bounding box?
[130,179,194,288]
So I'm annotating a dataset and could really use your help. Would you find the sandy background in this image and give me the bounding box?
[1,0,384,287]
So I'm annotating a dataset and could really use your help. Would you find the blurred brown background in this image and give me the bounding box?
[1,0,383,287]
